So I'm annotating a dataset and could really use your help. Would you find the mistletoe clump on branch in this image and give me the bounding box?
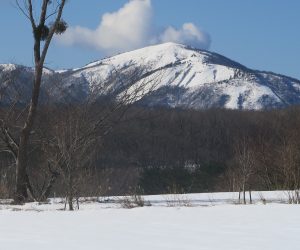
[35,20,67,41]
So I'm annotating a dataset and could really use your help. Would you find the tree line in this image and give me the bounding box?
[1,104,300,207]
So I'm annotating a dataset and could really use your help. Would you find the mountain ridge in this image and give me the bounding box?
[1,42,300,110]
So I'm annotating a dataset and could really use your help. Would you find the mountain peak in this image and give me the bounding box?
[1,44,300,110]
[68,43,300,110]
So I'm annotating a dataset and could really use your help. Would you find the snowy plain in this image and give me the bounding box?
[0,191,299,250]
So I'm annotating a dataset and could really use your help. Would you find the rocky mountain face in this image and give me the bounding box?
[1,42,300,110]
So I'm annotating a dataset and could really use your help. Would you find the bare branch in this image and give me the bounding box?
[40,0,66,66]
[27,0,37,29]
[14,0,30,20]
[46,4,60,20]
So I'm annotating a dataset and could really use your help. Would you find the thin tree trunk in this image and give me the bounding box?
[76,197,79,210]
[64,197,67,210]
[39,170,60,201]
[68,195,74,211]
[243,183,246,204]
[68,172,74,211]
[15,136,29,202]
[14,65,43,203]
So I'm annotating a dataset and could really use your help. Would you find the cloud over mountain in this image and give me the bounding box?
[57,0,211,54]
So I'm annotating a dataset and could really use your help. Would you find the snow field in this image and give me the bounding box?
[0,191,299,250]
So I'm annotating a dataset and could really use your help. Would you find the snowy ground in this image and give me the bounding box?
[0,191,299,250]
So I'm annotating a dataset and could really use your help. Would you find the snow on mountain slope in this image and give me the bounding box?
[1,43,300,109]
[69,43,237,94]
[58,42,300,109]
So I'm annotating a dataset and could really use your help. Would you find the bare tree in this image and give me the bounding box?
[40,67,159,210]
[231,136,255,204]
[279,133,300,203]
[7,0,67,203]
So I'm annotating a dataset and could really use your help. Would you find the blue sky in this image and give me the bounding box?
[0,0,299,79]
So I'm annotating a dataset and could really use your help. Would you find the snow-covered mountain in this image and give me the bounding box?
[1,42,300,109]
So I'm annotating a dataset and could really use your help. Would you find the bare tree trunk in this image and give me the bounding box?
[39,168,60,201]
[76,197,80,210]
[68,173,74,211]
[13,0,66,204]
[15,141,28,202]
[242,183,246,204]
[15,65,43,203]
[68,196,74,211]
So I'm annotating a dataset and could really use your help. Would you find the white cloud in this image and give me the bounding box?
[57,0,211,54]
[159,23,211,50]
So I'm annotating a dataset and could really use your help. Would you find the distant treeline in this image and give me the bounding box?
[1,104,300,199]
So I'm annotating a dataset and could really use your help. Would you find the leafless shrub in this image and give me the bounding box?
[258,192,267,205]
[120,186,151,208]
[164,193,192,207]
[164,186,192,207]
[285,190,300,204]
[120,194,152,209]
